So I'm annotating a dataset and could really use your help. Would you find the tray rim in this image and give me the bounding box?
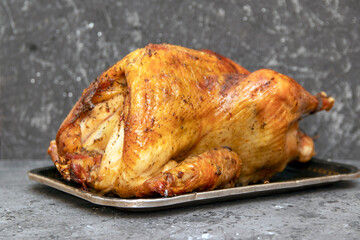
[28,158,360,210]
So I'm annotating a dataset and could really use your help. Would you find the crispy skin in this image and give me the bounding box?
[136,147,242,197]
[48,43,334,198]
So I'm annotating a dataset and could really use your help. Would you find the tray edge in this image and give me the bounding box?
[28,159,360,210]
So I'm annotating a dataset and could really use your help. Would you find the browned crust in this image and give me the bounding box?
[200,49,250,74]
[136,147,242,197]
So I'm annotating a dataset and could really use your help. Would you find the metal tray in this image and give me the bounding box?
[28,158,360,211]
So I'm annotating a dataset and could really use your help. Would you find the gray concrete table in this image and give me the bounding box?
[1,159,359,239]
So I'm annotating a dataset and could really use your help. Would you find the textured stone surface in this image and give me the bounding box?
[1,159,359,239]
[0,0,359,160]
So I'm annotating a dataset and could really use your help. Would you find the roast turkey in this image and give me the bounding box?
[48,44,334,198]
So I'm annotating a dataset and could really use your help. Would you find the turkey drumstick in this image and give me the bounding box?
[136,147,242,197]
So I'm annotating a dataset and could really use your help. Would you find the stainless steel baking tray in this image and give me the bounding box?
[28,158,360,211]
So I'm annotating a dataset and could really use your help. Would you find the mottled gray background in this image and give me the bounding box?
[0,0,359,160]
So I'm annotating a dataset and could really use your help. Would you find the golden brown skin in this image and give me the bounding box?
[48,43,334,198]
[136,147,242,197]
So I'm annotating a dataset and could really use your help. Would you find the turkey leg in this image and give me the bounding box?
[136,147,242,197]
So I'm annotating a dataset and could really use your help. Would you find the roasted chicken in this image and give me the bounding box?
[48,44,334,198]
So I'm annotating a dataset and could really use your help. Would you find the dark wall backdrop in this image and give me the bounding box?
[1,0,359,160]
